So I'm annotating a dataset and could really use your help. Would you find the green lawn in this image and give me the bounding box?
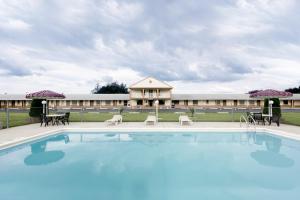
[1,111,300,128]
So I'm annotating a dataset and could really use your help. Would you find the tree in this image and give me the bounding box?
[92,82,128,94]
[29,99,44,118]
[263,98,281,117]
[285,86,300,94]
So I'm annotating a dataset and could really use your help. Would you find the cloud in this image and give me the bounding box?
[0,0,300,93]
[0,59,32,76]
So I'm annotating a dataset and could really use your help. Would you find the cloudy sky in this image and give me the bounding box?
[0,0,300,94]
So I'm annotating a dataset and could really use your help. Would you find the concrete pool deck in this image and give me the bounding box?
[1,122,300,150]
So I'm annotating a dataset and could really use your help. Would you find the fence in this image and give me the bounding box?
[0,107,300,129]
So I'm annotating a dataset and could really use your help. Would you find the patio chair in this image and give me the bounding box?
[106,115,122,125]
[60,112,70,125]
[145,115,157,125]
[179,115,193,125]
[248,112,265,125]
[40,114,51,127]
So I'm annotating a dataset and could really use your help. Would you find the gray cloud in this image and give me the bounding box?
[0,0,300,93]
[0,59,32,76]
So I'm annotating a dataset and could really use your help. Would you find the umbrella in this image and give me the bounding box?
[26,90,65,99]
[249,89,292,98]
[26,90,65,115]
[250,89,293,121]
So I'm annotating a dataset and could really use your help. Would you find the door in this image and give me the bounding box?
[90,100,94,107]
[184,100,188,106]
[234,100,238,107]
[257,100,261,107]
[223,100,227,107]
[149,100,153,107]
[79,100,83,106]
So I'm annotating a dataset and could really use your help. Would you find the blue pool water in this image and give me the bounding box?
[1,131,300,200]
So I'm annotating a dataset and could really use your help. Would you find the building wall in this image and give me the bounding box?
[2,99,300,109]
[130,89,172,99]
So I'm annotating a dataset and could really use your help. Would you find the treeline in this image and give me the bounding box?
[92,82,128,94]
[285,86,300,94]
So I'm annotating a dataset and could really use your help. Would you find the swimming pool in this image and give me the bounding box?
[1,131,300,200]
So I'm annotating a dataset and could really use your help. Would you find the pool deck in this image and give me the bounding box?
[1,122,300,149]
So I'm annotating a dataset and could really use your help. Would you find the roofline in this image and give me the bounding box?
[129,76,173,89]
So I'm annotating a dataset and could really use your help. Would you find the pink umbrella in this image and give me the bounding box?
[26,90,65,115]
[250,89,293,98]
[250,89,293,122]
[26,90,65,99]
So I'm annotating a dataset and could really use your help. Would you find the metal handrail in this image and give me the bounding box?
[247,114,257,131]
[240,115,248,127]
[240,114,256,132]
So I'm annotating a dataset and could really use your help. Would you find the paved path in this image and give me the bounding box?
[1,122,300,149]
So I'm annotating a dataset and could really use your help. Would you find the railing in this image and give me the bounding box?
[240,114,256,131]
[0,106,296,129]
[240,115,248,127]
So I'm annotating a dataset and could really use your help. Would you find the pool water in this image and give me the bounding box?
[1,131,300,200]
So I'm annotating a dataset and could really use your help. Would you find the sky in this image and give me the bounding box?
[0,0,300,94]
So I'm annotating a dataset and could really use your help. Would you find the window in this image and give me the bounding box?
[66,101,70,106]
[124,100,128,106]
[215,100,221,105]
[105,100,111,105]
[283,100,289,105]
[72,100,77,105]
[193,100,198,105]
[249,100,255,105]
[96,100,100,105]
[206,100,209,104]
[239,100,245,105]
[119,100,122,104]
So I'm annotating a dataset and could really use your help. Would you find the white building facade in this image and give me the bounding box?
[0,77,300,109]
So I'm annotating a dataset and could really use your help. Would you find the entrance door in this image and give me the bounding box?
[184,100,188,106]
[257,100,261,107]
[234,100,238,107]
[79,100,83,106]
[149,100,153,107]
[223,100,227,107]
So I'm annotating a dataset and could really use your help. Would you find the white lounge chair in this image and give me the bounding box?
[145,115,157,125]
[106,115,122,125]
[179,115,193,125]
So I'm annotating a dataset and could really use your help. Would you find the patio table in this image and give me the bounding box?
[46,114,65,126]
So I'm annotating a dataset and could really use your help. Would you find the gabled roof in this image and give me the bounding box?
[129,77,173,89]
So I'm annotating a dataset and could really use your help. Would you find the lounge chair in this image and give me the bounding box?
[145,115,157,125]
[179,115,193,125]
[106,115,122,125]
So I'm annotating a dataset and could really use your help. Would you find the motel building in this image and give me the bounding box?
[1,77,300,109]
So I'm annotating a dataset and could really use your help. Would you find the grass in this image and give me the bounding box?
[1,111,300,128]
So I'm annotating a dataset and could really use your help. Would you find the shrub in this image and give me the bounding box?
[189,107,195,117]
[29,99,44,117]
[263,98,281,117]
[118,106,124,115]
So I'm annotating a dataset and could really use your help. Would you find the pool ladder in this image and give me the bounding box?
[240,114,256,132]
